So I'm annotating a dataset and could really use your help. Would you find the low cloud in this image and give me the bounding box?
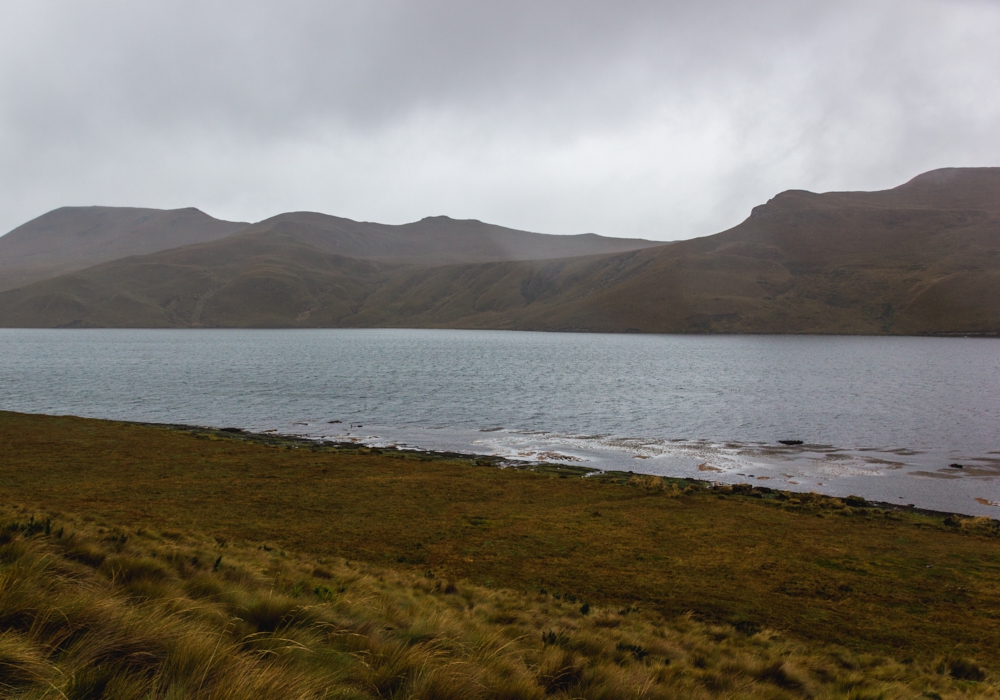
[1,0,998,239]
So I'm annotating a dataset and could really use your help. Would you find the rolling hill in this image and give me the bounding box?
[0,206,248,292]
[238,212,661,263]
[0,167,997,334]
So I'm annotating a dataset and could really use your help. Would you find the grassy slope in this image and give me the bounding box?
[349,170,1000,334]
[1,169,998,333]
[1,410,998,672]
[0,233,393,327]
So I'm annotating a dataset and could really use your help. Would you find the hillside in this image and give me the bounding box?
[0,233,392,327]
[240,211,662,263]
[0,206,248,292]
[0,167,997,333]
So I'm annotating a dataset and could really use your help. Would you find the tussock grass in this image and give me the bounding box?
[2,411,1000,697]
[1,507,996,700]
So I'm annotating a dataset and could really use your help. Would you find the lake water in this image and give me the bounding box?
[1,328,998,516]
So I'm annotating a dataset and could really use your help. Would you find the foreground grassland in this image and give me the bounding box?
[1,410,999,697]
[0,508,995,700]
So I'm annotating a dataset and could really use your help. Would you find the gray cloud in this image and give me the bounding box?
[1,0,998,239]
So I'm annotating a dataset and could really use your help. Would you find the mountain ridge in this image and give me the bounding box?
[0,206,249,291]
[235,211,662,263]
[0,167,997,334]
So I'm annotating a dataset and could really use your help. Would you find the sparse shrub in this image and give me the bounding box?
[314,584,336,602]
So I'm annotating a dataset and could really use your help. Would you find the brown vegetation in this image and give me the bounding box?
[1,410,998,675]
[3,506,995,699]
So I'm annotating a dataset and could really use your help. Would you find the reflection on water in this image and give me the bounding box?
[1,328,998,516]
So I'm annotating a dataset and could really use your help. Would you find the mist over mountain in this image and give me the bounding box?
[0,168,997,335]
[235,212,660,264]
[0,207,247,292]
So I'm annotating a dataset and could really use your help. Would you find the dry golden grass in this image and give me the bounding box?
[1,410,999,697]
[0,506,995,699]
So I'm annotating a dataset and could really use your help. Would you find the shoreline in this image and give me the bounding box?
[4,407,1000,669]
[141,418,990,522]
[3,326,1000,337]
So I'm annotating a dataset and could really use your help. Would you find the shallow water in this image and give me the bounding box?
[1,328,998,516]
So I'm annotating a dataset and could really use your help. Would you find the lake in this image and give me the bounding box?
[1,328,997,516]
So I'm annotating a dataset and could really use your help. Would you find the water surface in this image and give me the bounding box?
[1,329,997,515]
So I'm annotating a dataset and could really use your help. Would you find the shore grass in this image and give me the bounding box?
[1,507,996,699]
[1,411,999,683]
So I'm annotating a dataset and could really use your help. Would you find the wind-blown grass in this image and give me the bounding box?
[0,508,995,699]
[1,410,999,697]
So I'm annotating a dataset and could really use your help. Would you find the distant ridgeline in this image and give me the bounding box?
[0,167,998,335]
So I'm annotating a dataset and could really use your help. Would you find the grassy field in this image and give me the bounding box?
[1,410,999,697]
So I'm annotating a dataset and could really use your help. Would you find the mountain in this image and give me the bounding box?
[0,207,659,295]
[358,167,997,335]
[0,167,997,334]
[0,233,389,328]
[0,206,249,292]
[238,212,662,263]
[0,210,660,328]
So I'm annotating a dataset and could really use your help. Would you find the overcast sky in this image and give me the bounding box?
[1,1,998,240]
